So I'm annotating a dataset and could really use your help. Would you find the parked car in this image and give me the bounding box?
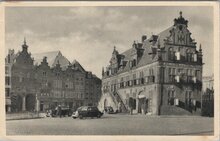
[72,106,103,119]
[50,106,72,117]
[104,106,115,114]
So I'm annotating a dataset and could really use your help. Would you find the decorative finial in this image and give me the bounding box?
[199,44,202,52]
[157,36,160,48]
[24,37,26,45]
[57,60,60,64]
[114,46,116,50]
[102,67,104,76]
[179,11,182,17]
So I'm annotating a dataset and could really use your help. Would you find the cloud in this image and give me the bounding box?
[5,6,214,78]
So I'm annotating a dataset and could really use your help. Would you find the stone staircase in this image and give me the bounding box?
[111,91,128,113]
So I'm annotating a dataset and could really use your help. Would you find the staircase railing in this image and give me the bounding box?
[113,91,128,113]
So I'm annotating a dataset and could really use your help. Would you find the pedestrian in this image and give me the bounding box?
[58,105,62,118]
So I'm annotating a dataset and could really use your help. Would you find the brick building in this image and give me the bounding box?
[99,12,203,115]
[6,39,101,112]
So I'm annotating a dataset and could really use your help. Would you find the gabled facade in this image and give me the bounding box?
[6,40,101,112]
[99,12,203,115]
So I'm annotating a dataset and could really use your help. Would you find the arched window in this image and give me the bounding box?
[168,47,174,60]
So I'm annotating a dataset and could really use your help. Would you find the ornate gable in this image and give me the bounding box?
[164,12,196,47]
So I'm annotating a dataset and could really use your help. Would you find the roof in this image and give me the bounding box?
[156,26,173,46]
[72,59,85,72]
[32,51,70,69]
[112,26,173,74]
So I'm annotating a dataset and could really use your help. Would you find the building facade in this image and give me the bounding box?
[202,75,214,117]
[6,40,101,112]
[99,12,203,115]
[5,49,18,112]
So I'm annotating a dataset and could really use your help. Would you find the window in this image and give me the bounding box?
[168,90,175,105]
[55,72,60,77]
[19,76,23,82]
[185,91,193,107]
[5,76,10,85]
[5,88,10,97]
[5,66,9,74]
[43,71,46,77]
[168,47,175,60]
[53,80,62,88]
[168,68,175,83]
[195,70,200,79]
[186,49,192,62]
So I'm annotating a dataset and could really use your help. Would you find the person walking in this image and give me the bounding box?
[58,105,62,118]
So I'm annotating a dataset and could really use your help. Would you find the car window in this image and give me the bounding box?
[88,107,92,111]
[81,107,88,111]
[91,107,98,111]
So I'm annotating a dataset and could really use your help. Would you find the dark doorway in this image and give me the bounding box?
[26,94,36,111]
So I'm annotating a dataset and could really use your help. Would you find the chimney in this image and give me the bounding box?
[142,35,147,43]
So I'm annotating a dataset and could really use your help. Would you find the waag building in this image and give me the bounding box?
[99,12,203,115]
[5,40,101,112]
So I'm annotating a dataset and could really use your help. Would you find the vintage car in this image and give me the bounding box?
[72,106,103,119]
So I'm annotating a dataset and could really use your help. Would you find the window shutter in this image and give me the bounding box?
[175,75,180,83]
[193,100,196,106]
[193,54,197,62]
[175,98,179,106]
[136,79,139,85]
[175,52,180,60]
[193,76,197,83]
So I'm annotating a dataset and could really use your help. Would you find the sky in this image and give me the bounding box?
[5,6,214,78]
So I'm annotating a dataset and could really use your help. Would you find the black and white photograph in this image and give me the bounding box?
[1,1,219,140]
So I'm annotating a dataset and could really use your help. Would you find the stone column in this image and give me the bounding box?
[35,98,40,112]
[22,95,26,111]
[135,98,139,114]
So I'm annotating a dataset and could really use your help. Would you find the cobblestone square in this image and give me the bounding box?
[6,114,214,135]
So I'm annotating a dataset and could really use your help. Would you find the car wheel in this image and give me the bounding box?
[79,115,83,119]
[97,114,101,118]
[73,117,76,119]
